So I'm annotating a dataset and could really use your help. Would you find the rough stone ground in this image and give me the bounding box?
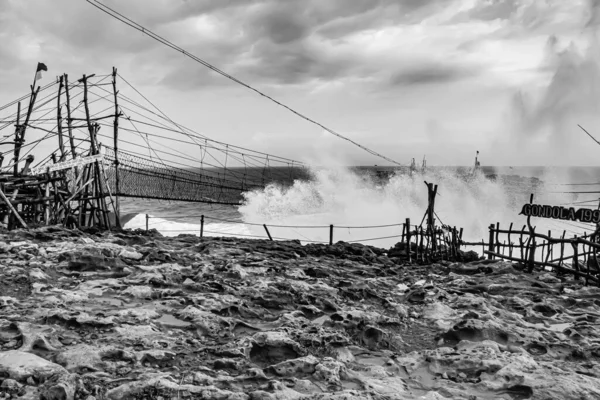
[0,226,599,400]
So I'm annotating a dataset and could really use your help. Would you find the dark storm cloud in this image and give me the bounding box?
[242,41,356,85]
[252,6,311,44]
[389,63,477,86]
[0,0,477,91]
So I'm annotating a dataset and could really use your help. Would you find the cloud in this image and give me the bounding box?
[389,62,477,86]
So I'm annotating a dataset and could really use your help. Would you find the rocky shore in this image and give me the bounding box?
[0,226,600,399]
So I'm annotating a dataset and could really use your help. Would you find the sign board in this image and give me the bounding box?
[30,154,107,175]
[520,203,600,224]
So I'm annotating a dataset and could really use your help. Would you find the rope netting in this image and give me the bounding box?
[101,147,309,204]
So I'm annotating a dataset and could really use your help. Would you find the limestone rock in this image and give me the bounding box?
[0,350,67,381]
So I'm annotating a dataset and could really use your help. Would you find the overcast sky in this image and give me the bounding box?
[1,0,600,166]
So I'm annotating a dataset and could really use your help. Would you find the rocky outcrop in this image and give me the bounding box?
[0,226,599,399]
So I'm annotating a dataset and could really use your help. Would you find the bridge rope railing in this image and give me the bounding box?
[140,213,448,246]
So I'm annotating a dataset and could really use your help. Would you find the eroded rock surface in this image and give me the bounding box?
[0,226,599,399]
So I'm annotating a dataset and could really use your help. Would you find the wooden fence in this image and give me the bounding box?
[393,218,465,263]
[462,223,600,286]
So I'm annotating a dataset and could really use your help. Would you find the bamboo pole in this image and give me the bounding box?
[111,67,122,229]
[406,218,411,263]
[56,76,66,161]
[64,74,77,160]
[572,239,580,281]
[44,171,50,225]
[14,87,40,176]
[79,162,92,227]
[11,102,21,173]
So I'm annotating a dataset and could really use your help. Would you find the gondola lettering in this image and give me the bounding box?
[520,203,600,223]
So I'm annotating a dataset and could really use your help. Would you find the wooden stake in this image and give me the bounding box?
[406,218,412,263]
[529,227,536,273]
[263,224,273,241]
[488,224,495,260]
[572,239,580,281]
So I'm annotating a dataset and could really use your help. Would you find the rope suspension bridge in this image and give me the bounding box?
[0,67,320,228]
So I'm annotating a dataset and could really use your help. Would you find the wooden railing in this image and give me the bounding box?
[473,223,600,286]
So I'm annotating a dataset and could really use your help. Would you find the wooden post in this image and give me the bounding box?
[419,226,425,263]
[81,76,108,228]
[112,67,122,229]
[79,163,92,227]
[21,155,34,176]
[583,233,589,276]
[425,182,438,253]
[406,218,412,263]
[14,87,40,176]
[0,188,26,229]
[452,227,457,259]
[545,230,552,265]
[146,214,149,232]
[525,194,535,271]
[82,75,96,152]
[64,74,77,159]
[56,75,66,161]
[44,168,50,224]
[495,222,500,255]
[585,238,590,286]
[263,224,273,241]
[572,238,579,281]
[12,102,21,173]
[415,227,420,262]
[488,224,495,260]
[329,224,334,245]
[401,223,406,245]
[200,215,204,238]
[528,227,536,273]
[508,223,513,258]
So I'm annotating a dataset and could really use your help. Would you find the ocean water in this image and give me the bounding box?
[121,165,600,250]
